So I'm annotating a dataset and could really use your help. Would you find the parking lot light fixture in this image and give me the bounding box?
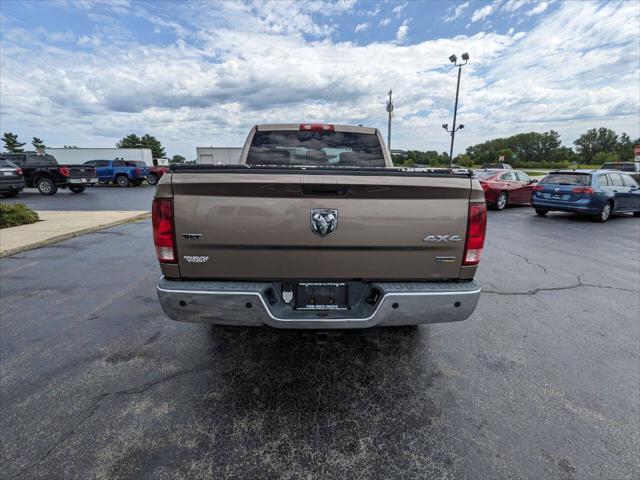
[444,53,469,168]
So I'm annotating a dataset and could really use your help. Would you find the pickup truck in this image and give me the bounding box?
[153,123,486,329]
[83,159,146,187]
[1,152,97,195]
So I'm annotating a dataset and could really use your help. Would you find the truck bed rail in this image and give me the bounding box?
[169,163,471,177]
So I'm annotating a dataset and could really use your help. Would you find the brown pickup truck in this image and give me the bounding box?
[153,123,486,329]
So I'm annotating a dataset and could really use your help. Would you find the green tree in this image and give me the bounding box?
[574,128,619,163]
[32,137,46,149]
[171,154,186,163]
[496,148,514,163]
[116,133,166,159]
[454,153,473,167]
[616,133,640,161]
[2,132,25,152]
[593,151,619,165]
[116,133,142,149]
[140,134,166,159]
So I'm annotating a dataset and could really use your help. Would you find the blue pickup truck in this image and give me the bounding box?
[83,159,147,187]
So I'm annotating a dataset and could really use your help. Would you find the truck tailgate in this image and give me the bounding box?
[171,172,473,280]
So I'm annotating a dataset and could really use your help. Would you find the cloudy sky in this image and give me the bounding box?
[1,0,639,159]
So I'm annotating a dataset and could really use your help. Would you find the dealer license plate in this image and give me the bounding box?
[294,282,348,310]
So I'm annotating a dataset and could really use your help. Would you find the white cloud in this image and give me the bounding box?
[526,1,548,16]
[0,0,638,158]
[77,35,101,47]
[507,27,514,35]
[503,0,529,12]
[379,17,391,26]
[471,4,494,22]
[395,20,409,43]
[392,3,407,16]
[443,1,469,23]
[354,22,369,33]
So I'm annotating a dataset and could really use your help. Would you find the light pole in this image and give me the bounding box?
[386,90,393,151]
[443,52,469,168]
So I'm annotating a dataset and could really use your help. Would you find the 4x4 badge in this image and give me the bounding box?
[423,234,462,243]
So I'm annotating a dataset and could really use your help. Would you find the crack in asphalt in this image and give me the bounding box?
[483,275,638,296]
[504,249,549,275]
[11,366,212,479]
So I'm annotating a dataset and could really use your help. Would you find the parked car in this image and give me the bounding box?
[0,158,25,197]
[2,152,97,195]
[481,163,512,170]
[154,123,487,329]
[147,165,169,185]
[473,169,537,210]
[531,170,640,222]
[599,162,640,182]
[83,159,146,187]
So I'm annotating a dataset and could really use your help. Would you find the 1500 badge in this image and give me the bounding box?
[183,256,209,263]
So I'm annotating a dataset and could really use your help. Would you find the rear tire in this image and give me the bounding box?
[633,211,640,217]
[36,177,57,195]
[535,209,548,216]
[69,185,86,193]
[116,175,130,188]
[593,202,612,223]
[495,191,508,211]
[147,174,158,185]
[2,190,19,198]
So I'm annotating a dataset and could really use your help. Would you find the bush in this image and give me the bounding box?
[0,204,39,229]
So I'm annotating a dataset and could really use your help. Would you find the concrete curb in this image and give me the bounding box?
[0,212,151,258]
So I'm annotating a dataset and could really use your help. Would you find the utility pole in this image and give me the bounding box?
[386,90,393,151]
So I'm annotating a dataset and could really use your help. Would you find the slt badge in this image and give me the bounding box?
[183,255,209,263]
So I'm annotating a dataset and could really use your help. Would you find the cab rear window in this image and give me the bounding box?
[541,173,591,186]
[247,130,385,167]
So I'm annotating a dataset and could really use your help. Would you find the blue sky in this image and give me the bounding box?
[1,0,638,158]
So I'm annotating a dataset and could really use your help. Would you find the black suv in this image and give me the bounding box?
[0,158,25,197]
[0,152,97,195]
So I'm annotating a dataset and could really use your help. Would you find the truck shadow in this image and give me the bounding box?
[194,325,456,476]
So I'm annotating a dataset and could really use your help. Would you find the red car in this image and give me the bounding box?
[147,165,169,185]
[473,169,538,210]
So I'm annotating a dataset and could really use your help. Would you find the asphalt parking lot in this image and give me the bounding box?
[1,207,638,479]
[1,185,155,211]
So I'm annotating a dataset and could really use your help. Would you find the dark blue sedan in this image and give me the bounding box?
[531,170,640,222]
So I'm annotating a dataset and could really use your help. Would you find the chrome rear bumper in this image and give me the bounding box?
[157,278,481,329]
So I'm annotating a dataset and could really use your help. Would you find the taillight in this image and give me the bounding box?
[15,167,22,175]
[300,123,334,132]
[534,185,545,191]
[58,166,70,177]
[135,168,141,175]
[152,198,176,263]
[463,203,487,266]
[480,181,490,191]
[571,186,593,194]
